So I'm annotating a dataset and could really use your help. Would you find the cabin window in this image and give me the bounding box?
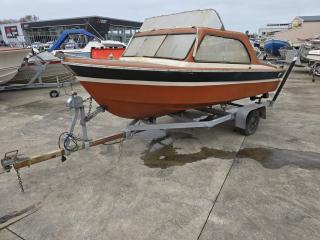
[137,35,166,57]
[123,36,146,56]
[195,35,250,64]
[155,34,196,60]
[123,35,166,57]
[123,34,195,60]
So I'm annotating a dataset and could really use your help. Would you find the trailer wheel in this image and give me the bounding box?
[49,90,59,98]
[240,109,260,136]
[314,63,320,77]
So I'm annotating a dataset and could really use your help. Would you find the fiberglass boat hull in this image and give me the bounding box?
[66,60,283,119]
[0,48,30,85]
[80,78,280,119]
[306,50,320,62]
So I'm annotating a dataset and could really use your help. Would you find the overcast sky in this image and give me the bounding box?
[1,0,319,32]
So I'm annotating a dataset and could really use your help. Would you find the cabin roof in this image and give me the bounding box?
[139,9,225,32]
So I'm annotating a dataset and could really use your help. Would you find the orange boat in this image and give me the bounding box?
[64,9,284,119]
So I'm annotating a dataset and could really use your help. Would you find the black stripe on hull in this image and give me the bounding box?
[67,64,283,82]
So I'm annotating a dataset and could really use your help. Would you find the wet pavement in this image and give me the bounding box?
[0,69,320,239]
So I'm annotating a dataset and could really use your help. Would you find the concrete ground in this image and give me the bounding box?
[0,68,319,240]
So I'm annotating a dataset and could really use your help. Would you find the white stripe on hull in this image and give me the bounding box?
[78,76,280,86]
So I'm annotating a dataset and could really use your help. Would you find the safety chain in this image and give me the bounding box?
[15,168,24,193]
[2,150,25,192]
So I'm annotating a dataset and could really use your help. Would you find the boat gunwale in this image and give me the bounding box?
[67,64,283,85]
[64,58,283,73]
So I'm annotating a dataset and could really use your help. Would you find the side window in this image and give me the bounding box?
[123,34,196,59]
[137,35,166,57]
[195,35,250,64]
[155,34,196,60]
[123,36,146,56]
[123,35,166,57]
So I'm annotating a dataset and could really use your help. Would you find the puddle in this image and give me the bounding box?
[142,130,320,170]
[237,148,272,162]
[237,147,320,170]
[142,146,235,169]
[142,131,235,169]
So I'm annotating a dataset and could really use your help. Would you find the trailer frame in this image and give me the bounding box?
[0,60,75,98]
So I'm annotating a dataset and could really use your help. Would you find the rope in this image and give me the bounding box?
[58,132,83,152]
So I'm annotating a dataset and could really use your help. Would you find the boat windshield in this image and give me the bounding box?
[123,34,196,60]
[140,9,224,32]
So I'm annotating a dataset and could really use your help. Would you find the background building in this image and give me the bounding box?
[273,15,320,46]
[20,16,142,45]
[258,23,290,37]
[0,22,26,47]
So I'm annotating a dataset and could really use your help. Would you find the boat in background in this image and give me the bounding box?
[306,50,320,78]
[306,49,320,62]
[52,40,125,58]
[250,40,263,58]
[264,39,291,56]
[48,29,126,58]
[0,48,30,85]
[10,51,74,84]
[91,40,126,60]
[64,9,284,120]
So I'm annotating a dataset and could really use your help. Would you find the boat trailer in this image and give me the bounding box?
[0,59,75,98]
[0,56,298,192]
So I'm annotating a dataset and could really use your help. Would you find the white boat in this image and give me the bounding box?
[306,49,320,62]
[10,51,74,84]
[52,40,126,58]
[0,48,30,85]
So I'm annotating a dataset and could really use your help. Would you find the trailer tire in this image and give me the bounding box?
[49,90,59,98]
[239,109,260,136]
[314,63,320,77]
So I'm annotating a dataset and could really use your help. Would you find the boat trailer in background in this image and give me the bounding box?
[0,61,75,98]
[0,55,298,192]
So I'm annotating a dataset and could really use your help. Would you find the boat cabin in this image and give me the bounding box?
[122,9,259,64]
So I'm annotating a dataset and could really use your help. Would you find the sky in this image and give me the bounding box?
[1,0,319,33]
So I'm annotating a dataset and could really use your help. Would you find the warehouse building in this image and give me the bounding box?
[258,23,290,37]
[273,15,320,46]
[21,16,142,44]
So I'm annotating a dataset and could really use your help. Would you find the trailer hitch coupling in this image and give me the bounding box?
[1,150,29,192]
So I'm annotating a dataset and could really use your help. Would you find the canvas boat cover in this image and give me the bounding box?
[48,29,95,52]
[139,9,225,32]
